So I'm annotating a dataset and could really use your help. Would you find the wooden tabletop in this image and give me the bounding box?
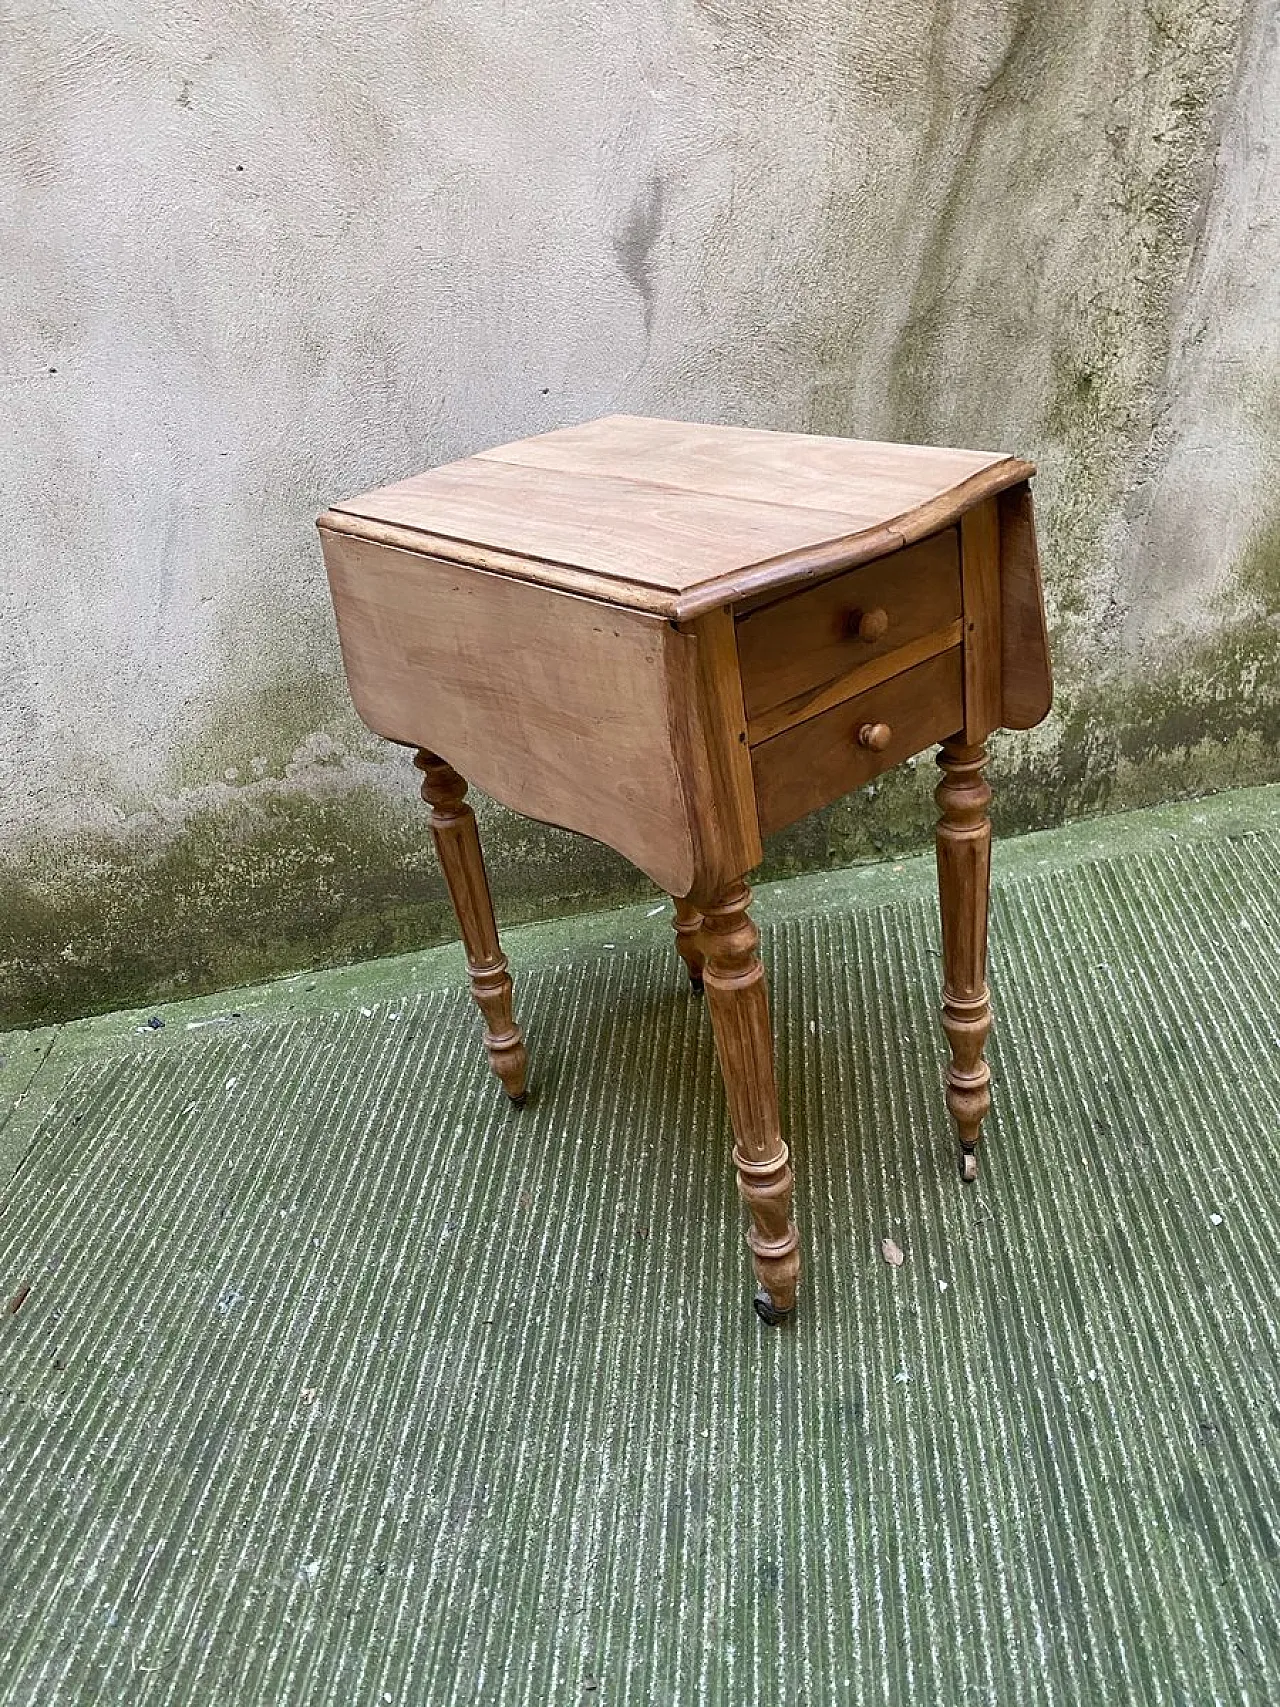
[321,415,1035,620]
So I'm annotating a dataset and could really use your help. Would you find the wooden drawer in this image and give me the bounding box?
[751,647,964,836]
[735,530,961,742]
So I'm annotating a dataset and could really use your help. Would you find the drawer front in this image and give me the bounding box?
[751,647,964,836]
[735,530,961,739]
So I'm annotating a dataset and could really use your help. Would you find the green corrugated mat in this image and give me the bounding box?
[2,814,1279,1703]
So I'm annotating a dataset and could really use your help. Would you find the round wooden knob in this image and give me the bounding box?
[857,721,892,752]
[848,606,889,643]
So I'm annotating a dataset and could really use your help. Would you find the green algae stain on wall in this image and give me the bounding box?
[169,672,350,795]
[1113,514,1280,774]
[998,520,1280,832]
[0,777,651,1030]
[1237,513,1280,613]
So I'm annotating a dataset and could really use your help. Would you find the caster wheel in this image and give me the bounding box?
[507,1089,529,1109]
[753,1288,795,1327]
[689,975,704,997]
[958,1148,978,1184]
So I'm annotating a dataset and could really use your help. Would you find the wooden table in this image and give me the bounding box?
[318,415,1052,1325]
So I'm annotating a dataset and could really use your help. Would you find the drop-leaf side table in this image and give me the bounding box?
[318,415,1052,1325]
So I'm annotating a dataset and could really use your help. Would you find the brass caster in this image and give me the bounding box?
[753,1288,795,1327]
[507,1089,529,1109]
[958,1147,978,1184]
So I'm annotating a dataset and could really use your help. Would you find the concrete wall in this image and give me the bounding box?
[4,0,1278,1027]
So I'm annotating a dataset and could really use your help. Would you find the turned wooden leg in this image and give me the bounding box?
[698,881,800,1324]
[670,896,705,994]
[935,739,993,1182]
[414,750,529,1104]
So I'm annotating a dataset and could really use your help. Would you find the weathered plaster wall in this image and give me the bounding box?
[3,0,1278,1026]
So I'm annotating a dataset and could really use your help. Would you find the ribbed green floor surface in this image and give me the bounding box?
[3,831,1280,1703]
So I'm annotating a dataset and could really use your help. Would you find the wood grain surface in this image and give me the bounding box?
[959,497,1003,742]
[750,648,964,837]
[998,483,1054,730]
[320,527,700,895]
[736,529,961,731]
[324,415,1034,619]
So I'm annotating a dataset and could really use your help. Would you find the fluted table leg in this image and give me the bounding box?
[935,739,993,1181]
[415,750,529,1104]
[698,881,800,1324]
